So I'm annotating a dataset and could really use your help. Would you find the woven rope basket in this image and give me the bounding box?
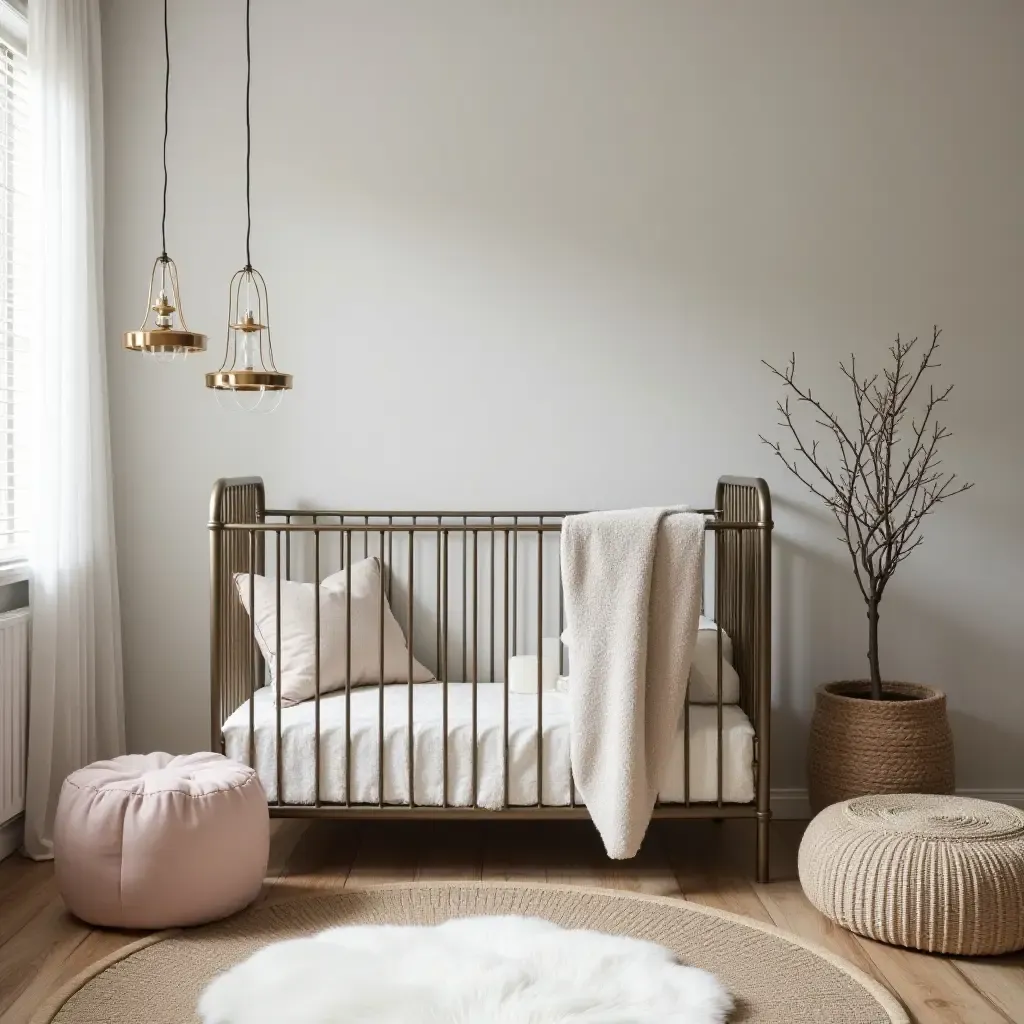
[799,794,1024,956]
[807,682,954,814]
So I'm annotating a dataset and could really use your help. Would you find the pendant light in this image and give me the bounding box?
[122,0,206,360]
[206,0,292,410]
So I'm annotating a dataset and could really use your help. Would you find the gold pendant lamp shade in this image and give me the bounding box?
[123,255,205,358]
[206,0,292,409]
[205,265,292,399]
[122,0,205,359]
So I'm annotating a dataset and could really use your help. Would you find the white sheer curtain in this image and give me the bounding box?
[23,0,125,860]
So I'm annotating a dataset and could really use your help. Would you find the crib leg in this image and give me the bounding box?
[756,812,771,883]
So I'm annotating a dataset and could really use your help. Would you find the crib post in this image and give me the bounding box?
[209,492,223,753]
[756,479,773,883]
[209,476,266,752]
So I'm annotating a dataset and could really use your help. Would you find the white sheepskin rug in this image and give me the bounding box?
[198,915,732,1023]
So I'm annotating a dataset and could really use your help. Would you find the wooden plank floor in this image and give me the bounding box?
[1,819,1022,1023]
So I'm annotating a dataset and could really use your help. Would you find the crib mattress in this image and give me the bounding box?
[223,683,755,808]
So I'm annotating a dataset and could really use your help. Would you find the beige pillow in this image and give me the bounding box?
[688,628,741,704]
[560,617,740,703]
[234,557,433,707]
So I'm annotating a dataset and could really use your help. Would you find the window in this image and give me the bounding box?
[0,0,27,566]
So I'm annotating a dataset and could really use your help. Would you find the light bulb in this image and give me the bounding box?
[155,290,173,328]
[240,331,257,371]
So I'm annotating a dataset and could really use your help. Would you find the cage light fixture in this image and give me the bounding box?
[122,0,206,360]
[205,0,292,409]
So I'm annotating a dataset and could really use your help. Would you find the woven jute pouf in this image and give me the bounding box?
[799,794,1024,955]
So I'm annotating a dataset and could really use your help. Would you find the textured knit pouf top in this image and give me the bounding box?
[799,794,1024,956]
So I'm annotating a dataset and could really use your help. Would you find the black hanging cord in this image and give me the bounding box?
[244,0,252,270]
[160,0,169,261]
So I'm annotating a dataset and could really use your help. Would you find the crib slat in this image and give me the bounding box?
[558,554,565,678]
[345,533,352,807]
[741,490,748,690]
[225,486,233,727]
[489,521,495,684]
[275,530,283,806]
[285,513,291,580]
[472,529,478,808]
[560,545,573,807]
[408,526,416,808]
[462,517,468,683]
[379,530,386,808]
[503,529,510,809]
[213,502,221,738]
[442,529,449,808]
[225,492,232,729]
[512,519,518,655]
[537,525,544,808]
[716,522,724,808]
[234,492,241,724]
[435,517,442,689]
[314,529,321,808]
[249,529,256,770]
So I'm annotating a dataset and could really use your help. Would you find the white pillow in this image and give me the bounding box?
[559,618,740,704]
[234,557,433,707]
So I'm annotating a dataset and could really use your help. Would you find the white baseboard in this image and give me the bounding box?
[0,816,22,862]
[770,788,1024,820]
[770,789,812,819]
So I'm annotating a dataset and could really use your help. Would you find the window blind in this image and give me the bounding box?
[0,0,27,564]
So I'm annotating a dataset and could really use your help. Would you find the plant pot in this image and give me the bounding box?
[807,681,955,815]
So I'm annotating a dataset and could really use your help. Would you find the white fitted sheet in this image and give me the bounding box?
[223,683,754,808]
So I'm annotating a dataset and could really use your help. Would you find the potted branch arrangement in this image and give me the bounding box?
[762,327,973,813]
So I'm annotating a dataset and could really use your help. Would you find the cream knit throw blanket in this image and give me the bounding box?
[561,508,705,859]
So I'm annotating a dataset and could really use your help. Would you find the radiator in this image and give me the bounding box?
[0,608,29,825]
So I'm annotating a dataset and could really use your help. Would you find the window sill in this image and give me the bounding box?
[0,560,30,587]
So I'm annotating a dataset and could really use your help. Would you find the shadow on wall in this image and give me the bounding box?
[770,495,1022,792]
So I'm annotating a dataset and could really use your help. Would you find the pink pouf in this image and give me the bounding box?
[54,752,269,929]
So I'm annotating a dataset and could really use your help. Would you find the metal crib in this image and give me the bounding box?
[209,476,773,880]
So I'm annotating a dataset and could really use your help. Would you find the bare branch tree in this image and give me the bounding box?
[760,327,973,699]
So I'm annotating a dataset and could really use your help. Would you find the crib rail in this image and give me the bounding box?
[209,478,265,739]
[717,475,773,876]
[209,477,773,878]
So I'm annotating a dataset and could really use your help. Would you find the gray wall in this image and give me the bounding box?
[101,0,1024,793]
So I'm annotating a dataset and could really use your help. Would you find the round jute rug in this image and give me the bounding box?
[35,882,907,1024]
